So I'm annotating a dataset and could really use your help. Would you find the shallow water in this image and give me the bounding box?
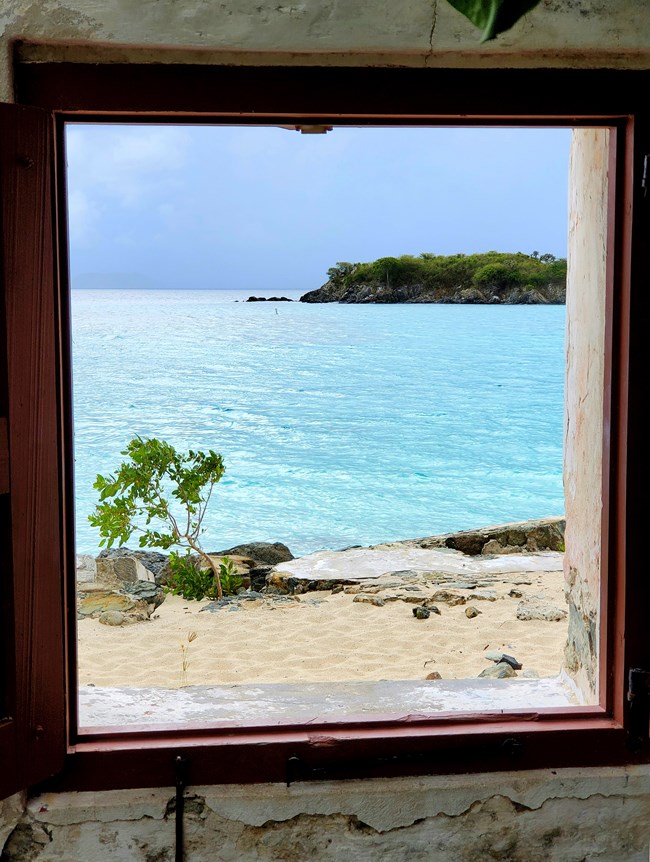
[71,289,565,557]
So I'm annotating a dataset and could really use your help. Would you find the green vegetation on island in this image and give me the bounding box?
[300,251,567,305]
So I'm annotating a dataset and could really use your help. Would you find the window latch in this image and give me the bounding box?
[642,155,650,198]
[174,755,189,862]
[626,667,650,750]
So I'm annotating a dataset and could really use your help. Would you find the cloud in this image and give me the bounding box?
[67,188,102,247]
[66,125,191,208]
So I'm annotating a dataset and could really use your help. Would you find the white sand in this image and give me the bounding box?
[77,568,567,689]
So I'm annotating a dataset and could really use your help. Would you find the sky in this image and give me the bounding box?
[65,124,572,292]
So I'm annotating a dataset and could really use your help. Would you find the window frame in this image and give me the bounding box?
[2,64,648,793]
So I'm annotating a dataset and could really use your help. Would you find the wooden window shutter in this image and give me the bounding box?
[0,103,66,799]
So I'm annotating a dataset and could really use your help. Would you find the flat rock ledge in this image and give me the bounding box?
[267,517,564,595]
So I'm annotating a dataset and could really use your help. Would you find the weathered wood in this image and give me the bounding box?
[0,102,65,799]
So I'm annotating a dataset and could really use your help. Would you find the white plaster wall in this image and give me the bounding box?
[563,128,609,700]
[1,768,649,861]
[2,1,650,101]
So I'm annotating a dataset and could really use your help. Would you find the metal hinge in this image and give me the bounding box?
[626,668,650,751]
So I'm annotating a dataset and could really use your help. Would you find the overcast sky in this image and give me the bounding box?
[65,124,572,292]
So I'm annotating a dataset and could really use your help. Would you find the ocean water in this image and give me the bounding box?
[71,289,565,558]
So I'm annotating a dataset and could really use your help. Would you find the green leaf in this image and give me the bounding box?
[445,0,541,42]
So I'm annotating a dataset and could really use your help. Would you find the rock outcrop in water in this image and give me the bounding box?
[300,252,566,305]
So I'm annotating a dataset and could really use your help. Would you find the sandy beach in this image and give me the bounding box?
[77,565,567,689]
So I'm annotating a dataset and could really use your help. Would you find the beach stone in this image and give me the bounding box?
[465,606,481,618]
[76,555,96,583]
[478,662,517,679]
[413,606,430,619]
[98,610,125,626]
[123,580,166,609]
[471,590,498,601]
[399,595,429,604]
[425,671,442,680]
[521,669,541,678]
[218,541,294,566]
[431,590,466,606]
[516,600,568,622]
[484,652,522,670]
[423,603,441,615]
[508,588,524,598]
[353,594,385,607]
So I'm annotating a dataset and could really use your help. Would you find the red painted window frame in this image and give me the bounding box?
[1,64,648,794]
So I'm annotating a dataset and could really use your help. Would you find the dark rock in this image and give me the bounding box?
[248,565,273,592]
[246,295,293,302]
[484,651,522,670]
[426,671,442,680]
[508,588,524,598]
[219,541,294,566]
[413,606,430,619]
[123,580,166,609]
[441,517,565,556]
[465,606,481,618]
[299,275,565,306]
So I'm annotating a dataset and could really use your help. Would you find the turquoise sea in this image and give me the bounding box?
[71,289,565,557]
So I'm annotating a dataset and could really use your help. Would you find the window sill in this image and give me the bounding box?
[78,674,582,731]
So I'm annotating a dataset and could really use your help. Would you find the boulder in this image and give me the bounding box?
[77,582,161,623]
[217,541,294,566]
[95,548,167,585]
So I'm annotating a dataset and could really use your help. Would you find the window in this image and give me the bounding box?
[0,66,648,797]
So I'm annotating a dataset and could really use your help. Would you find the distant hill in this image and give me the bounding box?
[300,252,566,305]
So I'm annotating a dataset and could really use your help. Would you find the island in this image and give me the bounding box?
[300,251,566,304]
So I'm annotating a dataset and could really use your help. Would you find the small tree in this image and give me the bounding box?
[89,436,227,599]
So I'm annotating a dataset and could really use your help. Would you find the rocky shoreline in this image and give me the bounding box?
[76,517,564,629]
[300,280,565,305]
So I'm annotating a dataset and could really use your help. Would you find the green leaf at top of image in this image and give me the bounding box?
[446,0,542,42]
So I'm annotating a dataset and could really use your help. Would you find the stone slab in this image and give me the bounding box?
[273,547,563,586]
[78,676,578,728]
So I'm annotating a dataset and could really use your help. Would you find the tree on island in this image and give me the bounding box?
[305,251,567,304]
[89,436,230,599]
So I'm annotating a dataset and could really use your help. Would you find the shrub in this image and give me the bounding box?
[165,552,243,601]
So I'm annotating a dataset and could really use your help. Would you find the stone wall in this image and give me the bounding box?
[1,769,650,861]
